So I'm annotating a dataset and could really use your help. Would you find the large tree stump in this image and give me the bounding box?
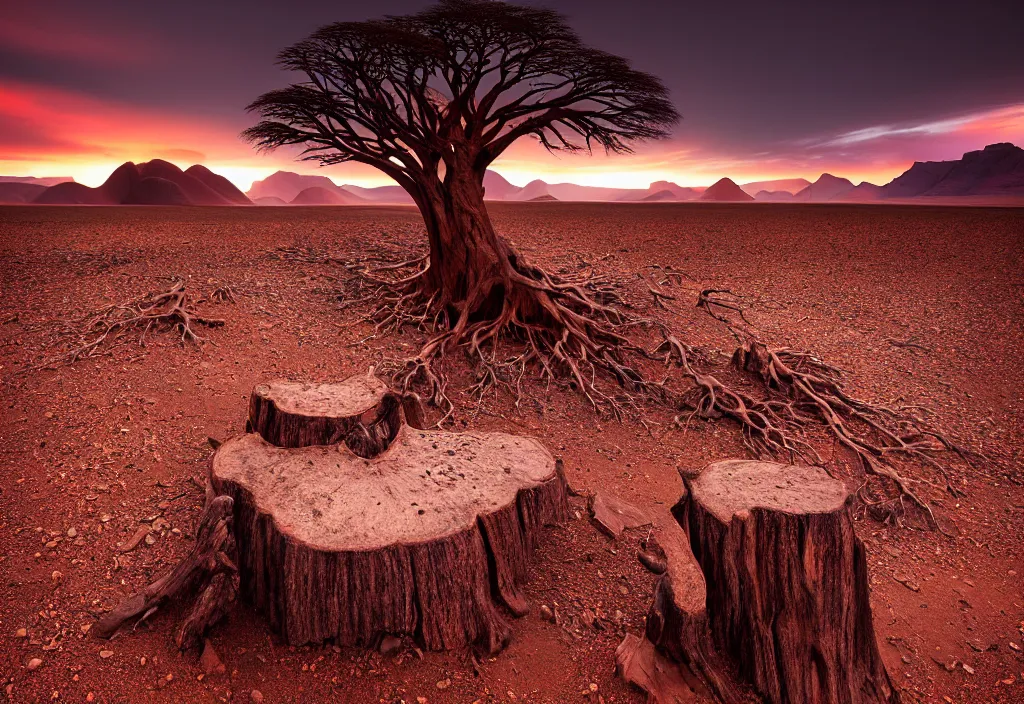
[212,421,568,654]
[645,460,897,704]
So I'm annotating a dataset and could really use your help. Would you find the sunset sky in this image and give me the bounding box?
[2,0,1022,190]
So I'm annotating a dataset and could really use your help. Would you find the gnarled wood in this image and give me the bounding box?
[648,460,898,704]
[212,423,568,654]
[615,633,697,704]
[94,495,238,647]
[590,491,651,539]
[643,515,740,703]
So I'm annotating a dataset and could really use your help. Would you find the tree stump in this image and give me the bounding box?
[212,417,568,653]
[647,460,898,704]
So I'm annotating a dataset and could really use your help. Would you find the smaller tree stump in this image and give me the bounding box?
[658,460,898,704]
[247,374,390,448]
[212,423,568,654]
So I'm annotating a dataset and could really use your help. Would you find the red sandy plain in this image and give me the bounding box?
[1,202,1022,703]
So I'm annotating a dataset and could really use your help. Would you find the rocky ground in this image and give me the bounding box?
[1,202,1022,703]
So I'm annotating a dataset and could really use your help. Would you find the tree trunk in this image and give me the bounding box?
[417,159,517,318]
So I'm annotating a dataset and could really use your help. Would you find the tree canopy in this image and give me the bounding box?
[243,0,679,191]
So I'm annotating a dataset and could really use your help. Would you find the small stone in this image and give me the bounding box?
[589,683,599,692]
[200,640,226,676]
[1009,642,1022,652]
[99,650,114,659]
[618,584,629,595]
[67,527,77,538]
[539,605,554,622]
[86,694,95,702]
[140,656,147,666]
[144,533,157,546]
[417,698,428,704]
[962,663,975,675]
[436,678,451,690]
[27,658,43,671]
[45,411,54,419]
[16,628,27,638]
[379,635,402,655]
[250,690,264,703]
[51,570,63,582]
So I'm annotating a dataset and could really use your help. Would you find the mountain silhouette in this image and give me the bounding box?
[33,160,252,205]
[881,143,1024,198]
[701,178,754,201]
[740,178,810,197]
[290,186,364,205]
[0,182,49,204]
[793,173,855,201]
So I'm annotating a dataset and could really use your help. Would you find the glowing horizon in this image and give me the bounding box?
[1,79,1022,193]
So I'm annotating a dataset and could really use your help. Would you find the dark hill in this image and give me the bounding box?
[32,161,251,205]
[290,186,363,205]
[700,178,754,202]
[0,182,48,204]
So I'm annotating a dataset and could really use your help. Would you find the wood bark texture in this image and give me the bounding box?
[94,495,238,650]
[644,460,898,704]
[247,375,390,448]
[212,421,568,654]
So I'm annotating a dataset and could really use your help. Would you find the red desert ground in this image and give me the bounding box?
[2,141,1023,206]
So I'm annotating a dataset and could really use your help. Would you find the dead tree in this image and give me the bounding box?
[243,0,678,414]
[244,0,961,525]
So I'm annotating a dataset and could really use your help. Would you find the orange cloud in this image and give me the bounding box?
[1,76,1021,193]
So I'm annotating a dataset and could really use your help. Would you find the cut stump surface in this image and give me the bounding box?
[212,423,568,653]
[247,375,390,448]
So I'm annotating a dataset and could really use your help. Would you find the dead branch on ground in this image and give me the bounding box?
[67,279,223,362]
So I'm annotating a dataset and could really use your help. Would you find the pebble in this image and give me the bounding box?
[250,689,264,703]
[27,658,43,671]
[51,570,63,582]
[67,527,77,538]
[16,628,27,638]
[99,650,114,659]
[436,678,451,690]
[379,635,402,655]
[539,605,554,622]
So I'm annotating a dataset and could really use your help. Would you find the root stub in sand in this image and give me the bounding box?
[625,460,897,704]
[212,420,569,653]
[93,495,238,651]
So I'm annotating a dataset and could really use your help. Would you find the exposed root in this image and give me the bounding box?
[337,249,966,531]
[94,495,238,650]
[211,286,236,304]
[341,251,654,422]
[67,279,223,362]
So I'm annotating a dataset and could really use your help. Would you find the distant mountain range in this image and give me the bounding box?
[3,143,1022,206]
[5,160,251,205]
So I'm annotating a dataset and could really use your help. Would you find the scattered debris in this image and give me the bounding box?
[590,492,650,539]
